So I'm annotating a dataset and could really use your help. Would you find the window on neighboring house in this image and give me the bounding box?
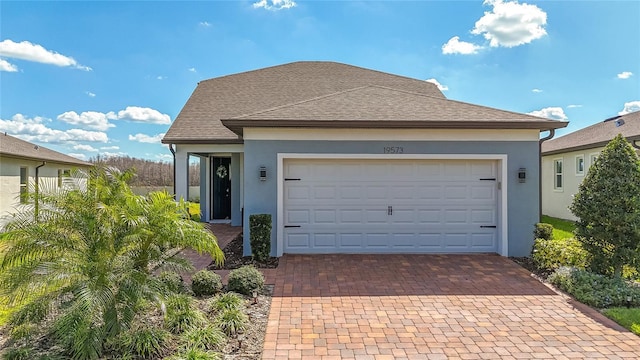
[553,159,563,190]
[20,167,28,203]
[58,169,71,187]
[575,155,584,176]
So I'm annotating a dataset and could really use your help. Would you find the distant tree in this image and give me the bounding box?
[89,155,202,187]
[570,134,640,277]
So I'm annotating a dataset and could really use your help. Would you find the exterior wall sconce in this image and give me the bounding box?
[259,166,267,181]
[518,168,526,183]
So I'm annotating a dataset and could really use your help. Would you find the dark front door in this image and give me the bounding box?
[212,157,231,220]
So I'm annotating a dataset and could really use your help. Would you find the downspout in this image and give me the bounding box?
[35,161,46,221]
[168,144,176,197]
[539,130,556,221]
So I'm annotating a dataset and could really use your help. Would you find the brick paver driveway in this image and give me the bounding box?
[263,254,640,359]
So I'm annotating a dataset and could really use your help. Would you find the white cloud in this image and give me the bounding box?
[117,107,171,125]
[100,146,120,150]
[156,76,165,80]
[128,133,166,144]
[86,91,96,97]
[0,39,91,71]
[618,101,640,115]
[0,114,108,143]
[68,153,88,160]
[73,144,98,152]
[0,58,18,72]
[471,0,547,48]
[527,107,568,121]
[199,21,211,27]
[425,78,449,91]
[101,151,127,158]
[532,88,543,93]
[567,104,582,108]
[156,153,173,161]
[442,36,482,55]
[57,111,115,131]
[617,71,633,79]
[252,0,297,11]
[188,67,196,72]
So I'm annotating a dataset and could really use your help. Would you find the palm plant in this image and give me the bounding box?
[0,166,223,359]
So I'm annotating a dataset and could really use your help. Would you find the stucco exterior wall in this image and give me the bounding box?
[541,147,604,220]
[0,157,86,223]
[243,140,541,257]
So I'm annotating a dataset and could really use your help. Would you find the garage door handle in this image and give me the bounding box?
[284,225,301,228]
[480,225,497,228]
[388,206,393,215]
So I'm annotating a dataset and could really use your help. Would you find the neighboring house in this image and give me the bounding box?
[541,110,640,220]
[0,133,92,220]
[162,61,567,257]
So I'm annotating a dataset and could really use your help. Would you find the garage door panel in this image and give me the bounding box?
[340,234,363,247]
[283,159,498,254]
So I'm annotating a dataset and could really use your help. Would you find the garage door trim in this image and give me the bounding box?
[276,153,508,256]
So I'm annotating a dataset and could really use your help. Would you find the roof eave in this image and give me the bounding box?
[221,119,569,136]
[0,153,92,167]
[160,138,245,145]
[542,134,640,156]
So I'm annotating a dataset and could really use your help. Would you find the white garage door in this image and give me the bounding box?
[283,158,499,253]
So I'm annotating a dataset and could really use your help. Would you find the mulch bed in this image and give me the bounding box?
[208,234,279,270]
[509,256,553,279]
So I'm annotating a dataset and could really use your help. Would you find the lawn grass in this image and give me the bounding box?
[603,307,640,336]
[541,215,576,240]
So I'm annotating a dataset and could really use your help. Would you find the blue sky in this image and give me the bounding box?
[1,0,639,162]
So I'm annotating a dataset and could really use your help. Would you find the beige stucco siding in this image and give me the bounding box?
[541,147,604,220]
[0,157,87,221]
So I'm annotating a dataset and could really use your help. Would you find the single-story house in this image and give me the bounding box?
[541,110,640,220]
[162,61,567,257]
[0,133,92,221]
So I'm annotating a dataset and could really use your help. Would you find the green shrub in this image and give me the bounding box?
[187,202,201,222]
[164,294,207,334]
[2,347,32,360]
[179,325,226,351]
[9,323,37,343]
[158,271,189,294]
[215,308,248,336]
[119,326,170,359]
[227,266,264,295]
[570,134,640,277]
[166,348,222,360]
[531,237,588,273]
[208,292,244,313]
[533,223,554,240]
[191,270,223,297]
[249,214,272,261]
[548,267,640,308]
[9,301,48,327]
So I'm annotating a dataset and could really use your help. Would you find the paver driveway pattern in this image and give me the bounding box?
[263,254,640,359]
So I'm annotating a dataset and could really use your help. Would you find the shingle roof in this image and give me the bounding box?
[222,85,565,134]
[541,111,640,155]
[0,133,92,166]
[163,61,567,144]
[162,61,445,144]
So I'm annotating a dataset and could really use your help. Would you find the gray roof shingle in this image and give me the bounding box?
[222,85,565,134]
[163,61,567,143]
[541,111,640,155]
[163,61,446,143]
[0,133,92,166]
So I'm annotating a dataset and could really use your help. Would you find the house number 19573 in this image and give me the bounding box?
[383,146,404,154]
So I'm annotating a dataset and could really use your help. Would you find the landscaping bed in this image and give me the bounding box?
[208,234,279,270]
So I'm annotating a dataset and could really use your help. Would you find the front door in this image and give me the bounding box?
[212,157,231,220]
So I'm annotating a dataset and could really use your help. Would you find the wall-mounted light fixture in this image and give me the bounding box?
[259,166,267,181]
[518,168,526,183]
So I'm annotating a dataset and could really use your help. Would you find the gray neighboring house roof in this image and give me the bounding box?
[542,111,640,155]
[163,61,567,144]
[0,133,92,166]
[223,85,565,135]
